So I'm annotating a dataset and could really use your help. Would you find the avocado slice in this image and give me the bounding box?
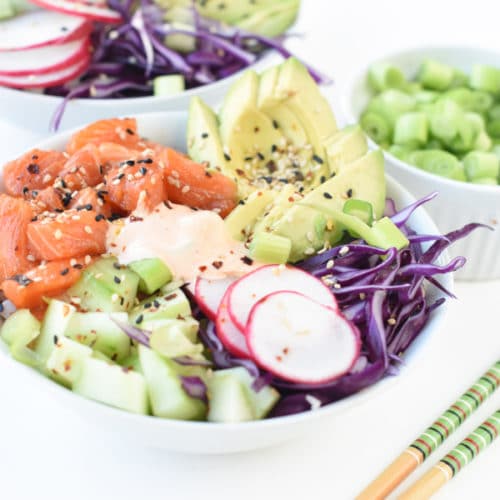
[324,125,369,176]
[187,96,230,175]
[272,150,386,261]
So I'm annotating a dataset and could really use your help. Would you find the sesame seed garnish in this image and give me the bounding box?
[135,314,144,324]
[323,192,332,199]
[388,318,396,325]
[114,276,121,284]
[347,188,353,198]
[84,226,92,234]
[27,254,36,262]
[304,247,315,255]
[201,132,209,138]
[339,246,349,256]
[326,259,334,269]
[60,268,69,276]
[84,255,91,265]
[224,153,231,161]
[312,154,324,164]
[54,229,62,240]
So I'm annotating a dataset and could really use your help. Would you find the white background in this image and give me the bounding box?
[2,1,500,498]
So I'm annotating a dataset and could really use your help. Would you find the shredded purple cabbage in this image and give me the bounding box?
[46,0,329,130]
[180,376,208,403]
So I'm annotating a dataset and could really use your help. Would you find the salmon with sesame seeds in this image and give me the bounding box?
[0,194,35,282]
[105,160,167,213]
[2,149,67,197]
[69,187,113,218]
[159,148,238,217]
[66,118,139,155]
[31,186,64,213]
[1,256,92,309]
[97,142,142,169]
[27,209,108,261]
[59,144,104,190]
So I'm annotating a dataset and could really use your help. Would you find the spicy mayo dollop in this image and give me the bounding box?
[107,202,256,282]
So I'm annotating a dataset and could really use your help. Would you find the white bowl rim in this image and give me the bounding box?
[342,44,500,195]
[0,110,453,431]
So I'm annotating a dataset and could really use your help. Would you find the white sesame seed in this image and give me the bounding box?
[54,229,62,240]
[27,254,36,262]
[84,255,91,264]
[333,283,341,289]
[388,318,397,325]
[84,225,92,234]
[181,185,190,194]
[339,246,349,256]
[326,259,334,269]
[304,247,315,255]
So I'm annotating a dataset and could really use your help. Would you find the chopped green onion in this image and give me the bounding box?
[450,68,468,88]
[393,112,428,147]
[428,99,462,142]
[343,199,374,225]
[469,64,500,94]
[463,151,499,181]
[368,62,407,92]
[249,233,291,264]
[418,59,454,90]
[473,130,493,151]
[360,111,391,143]
[470,90,494,114]
[414,90,438,104]
[406,150,466,181]
[441,88,473,110]
[446,115,478,154]
[367,89,416,126]
[425,139,443,150]
[370,217,409,250]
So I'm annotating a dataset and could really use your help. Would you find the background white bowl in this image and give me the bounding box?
[0,52,279,134]
[0,112,453,454]
[343,46,500,281]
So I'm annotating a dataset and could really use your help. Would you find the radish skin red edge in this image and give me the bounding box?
[29,0,122,23]
[0,11,92,52]
[246,291,361,384]
[0,37,91,77]
[227,264,339,332]
[215,292,251,359]
[194,277,236,321]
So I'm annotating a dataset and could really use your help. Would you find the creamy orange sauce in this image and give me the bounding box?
[107,202,257,282]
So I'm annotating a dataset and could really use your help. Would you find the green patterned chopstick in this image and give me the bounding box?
[357,361,500,500]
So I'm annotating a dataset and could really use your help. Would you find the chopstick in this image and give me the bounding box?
[398,409,500,499]
[356,361,500,500]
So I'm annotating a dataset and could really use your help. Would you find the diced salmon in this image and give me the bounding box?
[31,186,63,213]
[2,149,67,197]
[0,194,35,282]
[59,144,103,190]
[97,142,142,170]
[69,187,112,218]
[1,257,90,309]
[105,159,167,213]
[27,209,108,261]
[160,148,238,217]
[66,118,140,155]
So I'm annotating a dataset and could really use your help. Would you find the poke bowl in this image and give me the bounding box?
[343,46,500,280]
[0,58,473,453]
[0,0,313,133]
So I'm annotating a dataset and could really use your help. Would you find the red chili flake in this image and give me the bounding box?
[198,265,207,272]
[212,260,223,269]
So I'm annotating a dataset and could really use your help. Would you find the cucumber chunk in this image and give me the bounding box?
[1,309,40,347]
[129,288,191,325]
[149,321,203,358]
[138,345,207,420]
[73,357,149,414]
[35,300,76,365]
[119,346,142,373]
[64,312,131,362]
[207,367,280,421]
[128,258,173,295]
[67,257,139,313]
[141,317,199,343]
[46,336,92,387]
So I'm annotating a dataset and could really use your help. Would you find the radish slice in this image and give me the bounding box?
[0,10,92,52]
[246,291,360,384]
[227,265,338,331]
[0,37,90,76]
[30,0,122,23]
[195,277,235,321]
[215,293,251,359]
[0,54,90,89]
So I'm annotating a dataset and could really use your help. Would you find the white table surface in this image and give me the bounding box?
[1,1,500,498]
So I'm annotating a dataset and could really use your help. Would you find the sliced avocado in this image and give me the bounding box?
[324,125,369,176]
[272,150,386,261]
[224,189,275,240]
[187,96,230,174]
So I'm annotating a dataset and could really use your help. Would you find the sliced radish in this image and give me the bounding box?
[227,265,338,331]
[195,277,236,321]
[0,10,92,52]
[0,37,90,76]
[30,0,122,23]
[0,54,90,89]
[215,293,251,359]
[246,291,360,384]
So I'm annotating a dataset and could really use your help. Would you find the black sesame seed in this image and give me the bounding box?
[126,128,135,135]
[224,153,231,161]
[323,192,333,199]
[153,299,161,308]
[22,187,29,195]
[271,144,277,153]
[113,276,121,284]
[85,203,93,211]
[201,132,209,138]
[312,154,324,164]
[163,200,172,209]
[140,167,148,175]
[116,173,125,180]
[53,335,59,345]
[62,193,73,206]
[347,188,353,198]
[95,214,105,222]
[144,302,152,309]
[73,263,83,269]
[126,160,135,166]
[113,262,121,269]
[60,268,69,276]
[272,119,279,129]
[120,296,125,306]
[238,199,246,205]
[257,152,265,161]
[244,156,253,162]
[138,158,153,164]
[135,314,144,324]
[320,175,326,183]
[108,213,122,221]
[27,163,40,174]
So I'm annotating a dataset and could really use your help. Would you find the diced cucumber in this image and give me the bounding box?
[35,300,76,365]
[141,317,199,343]
[119,346,142,373]
[129,288,191,325]
[73,357,149,414]
[64,312,131,362]
[207,372,255,423]
[128,258,173,295]
[149,322,203,358]
[153,74,185,96]
[1,309,40,347]
[207,367,279,421]
[67,257,139,313]
[249,232,291,264]
[138,345,207,420]
[46,336,92,387]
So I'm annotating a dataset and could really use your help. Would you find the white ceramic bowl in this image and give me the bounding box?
[343,46,500,281]
[0,112,453,454]
[0,52,278,134]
